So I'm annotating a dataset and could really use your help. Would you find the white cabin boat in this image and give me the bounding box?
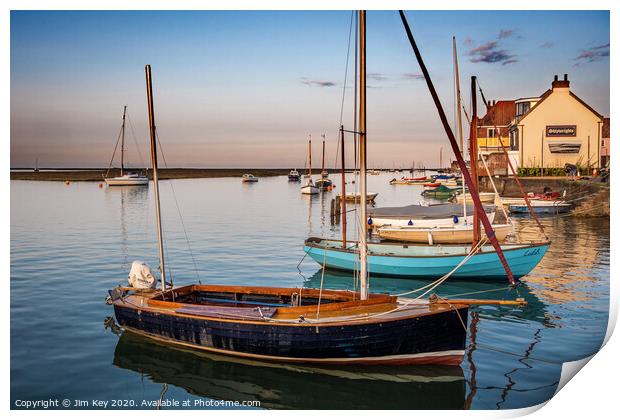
[241,174,258,183]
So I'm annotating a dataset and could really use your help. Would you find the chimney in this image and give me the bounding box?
[552,74,570,89]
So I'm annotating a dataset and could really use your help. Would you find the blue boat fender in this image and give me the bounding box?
[453,215,459,224]
[368,217,373,225]
[408,219,414,226]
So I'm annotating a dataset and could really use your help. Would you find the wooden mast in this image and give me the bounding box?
[308,135,312,177]
[470,76,480,245]
[359,10,368,300]
[353,11,358,175]
[120,105,127,176]
[453,37,467,224]
[340,125,347,247]
[398,11,515,284]
[321,134,326,177]
[145,65,167,291]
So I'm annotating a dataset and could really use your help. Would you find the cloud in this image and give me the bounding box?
[463,36,474,46]
[539,41,554,49]
[403,72,424,80]
[574,43,610,65]
[467,40,516,65]
[498,29,514,39]
[368,72,388,81]
[300,77,336,87]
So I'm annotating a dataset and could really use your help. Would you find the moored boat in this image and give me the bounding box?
[509,200,571,214]
[421,185,458,199]
[301,135,319,195]
[241,173,258,183]
[337,191,378,203]
[315,135,333,190]
[376,223,513,244]
[456,192,496,204]
[109,60,473,368]
[303,238,549,281]
[104,106,149,186]
[368,203,496,229]
[288,169,301,181]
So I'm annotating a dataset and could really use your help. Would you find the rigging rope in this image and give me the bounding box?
[104,124,124,178]
[155,129,202,285]
[125,109,148,170]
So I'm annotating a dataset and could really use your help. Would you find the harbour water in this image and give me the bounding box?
[10,173,609,409]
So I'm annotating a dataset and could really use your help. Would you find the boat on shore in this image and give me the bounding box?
[376,223,513,244]
[241,173,258,183]
[104,106,149,186]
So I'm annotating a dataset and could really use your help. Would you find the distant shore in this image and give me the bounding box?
[9,168,303,181]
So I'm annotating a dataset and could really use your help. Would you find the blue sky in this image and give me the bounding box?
[11,10,610,168]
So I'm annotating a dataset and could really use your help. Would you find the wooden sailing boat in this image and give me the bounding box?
[301,135,319,195]
[104,106,149,186]
[304,12,550,283]
[109,28,496,366]
[314,134,333,190]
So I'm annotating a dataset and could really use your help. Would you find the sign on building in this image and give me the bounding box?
[546,125,577,137]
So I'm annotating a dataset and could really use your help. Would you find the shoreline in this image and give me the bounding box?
[10,168,304,181]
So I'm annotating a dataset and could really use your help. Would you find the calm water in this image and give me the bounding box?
[10,173,609,409]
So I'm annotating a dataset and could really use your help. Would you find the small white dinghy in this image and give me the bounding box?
[301,179,319,195]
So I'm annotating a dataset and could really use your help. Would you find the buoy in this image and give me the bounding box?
[453,215,459,224]
[64,180,70,185]
[98,183,103,188]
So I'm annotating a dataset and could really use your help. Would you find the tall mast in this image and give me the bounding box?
[340,125,347,247]
[453,36,467,223]
[353,11,359,174]
[398,11,514,284]
[470,76,480,244]
[120,105,127,176]
[359,10,368,301]
[308,135,312,177]
[145,64,167,291]
[321,134,326,176]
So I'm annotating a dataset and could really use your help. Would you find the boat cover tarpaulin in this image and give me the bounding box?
[369,203,496,219]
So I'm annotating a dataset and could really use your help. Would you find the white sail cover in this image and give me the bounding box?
[128,261,157,289]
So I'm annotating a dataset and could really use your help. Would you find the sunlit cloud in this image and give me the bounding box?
[498,29,514,39]
[467,40,517,65]
[574,43,610,65]
[540,41,554,49]
[403,72,424,80]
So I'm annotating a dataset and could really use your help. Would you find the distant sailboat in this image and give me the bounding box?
[314,134,333,190]
[301,135,319,195]
[104,106,148,186]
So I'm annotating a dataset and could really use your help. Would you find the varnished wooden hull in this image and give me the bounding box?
[112,286,468,366]
[377,223,513,244]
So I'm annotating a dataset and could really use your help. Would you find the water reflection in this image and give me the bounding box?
[111,329,466,409]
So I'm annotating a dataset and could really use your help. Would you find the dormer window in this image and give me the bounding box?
[516,102,530,116]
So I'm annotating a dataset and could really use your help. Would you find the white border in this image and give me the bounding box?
[3,1,616,418]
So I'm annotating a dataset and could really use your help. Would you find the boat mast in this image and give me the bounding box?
[453,36,467,223]
[470,76,480,245]
[308,135,312,177]
[353,11,358,174]
[321,134,326,177]
[120,105,127,177]
[340,125,347,248]
[145,64,167,291]
[359,10,368,300]
[398,11,515,285]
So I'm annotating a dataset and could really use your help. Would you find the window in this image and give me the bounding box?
[510,129,519,150]
[487,128,496,139]
[516,102,530,117]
